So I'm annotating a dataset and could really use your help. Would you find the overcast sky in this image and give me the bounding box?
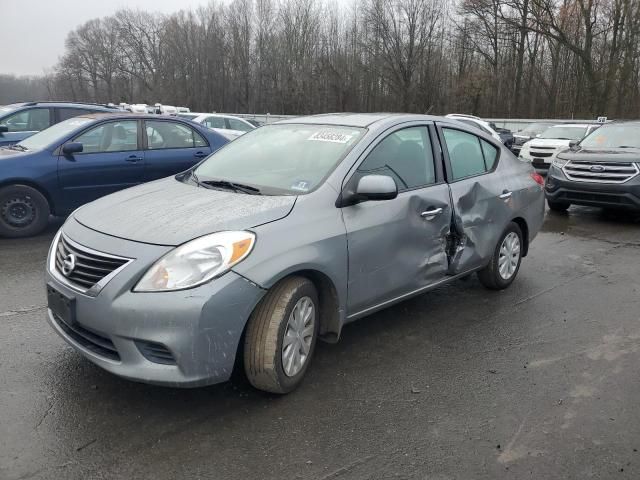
[1,0,211,76]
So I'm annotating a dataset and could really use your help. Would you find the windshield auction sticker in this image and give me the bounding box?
[308,130,353,143]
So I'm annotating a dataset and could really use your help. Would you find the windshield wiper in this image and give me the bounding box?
[616,145,638,149]
[9,144,27,151]
[200,179,261,195]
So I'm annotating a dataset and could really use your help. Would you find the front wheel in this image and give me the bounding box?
[477,222,523,290]
[244,276,319,394]
[0,185,50,238]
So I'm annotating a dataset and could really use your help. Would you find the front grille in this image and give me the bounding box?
[54,235,130,292]
[135,341,176,365]
[52,313,120,361]
[559,191,635,207]
[530,150,553,158]
[563,161,640,184]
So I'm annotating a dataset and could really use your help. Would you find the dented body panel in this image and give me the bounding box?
[45,113,544,388]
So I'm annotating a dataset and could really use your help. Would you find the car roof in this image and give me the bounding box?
[6,101,117,110]
[549,123,593,128]
[276,112,444,128]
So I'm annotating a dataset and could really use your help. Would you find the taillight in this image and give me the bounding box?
[530,172,544,186]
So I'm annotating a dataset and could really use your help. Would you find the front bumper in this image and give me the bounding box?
[545,166,640,211]
[46,218,266,387]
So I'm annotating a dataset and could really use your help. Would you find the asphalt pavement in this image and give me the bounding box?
[1,207,639,480]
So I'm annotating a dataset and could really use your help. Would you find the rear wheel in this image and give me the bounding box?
[0,185,50,238]
[547,199,570,212]
[244,276,319,394]
[478,222,523,290]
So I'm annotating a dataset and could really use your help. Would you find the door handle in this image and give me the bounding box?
[194,151,207,158]
[499,191,513,200]
[126,155,143,163]
[421,207,443,219]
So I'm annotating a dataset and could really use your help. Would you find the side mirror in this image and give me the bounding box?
[62,142,83,155]
[355,175,398,201]
[0,125,8,134]
[568,140,579,149]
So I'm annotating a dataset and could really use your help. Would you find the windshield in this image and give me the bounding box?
[580,125,640,149]
[519,122,552,136]
[539,126,587,140]
[17,117,94,151]
[194,124,365,195]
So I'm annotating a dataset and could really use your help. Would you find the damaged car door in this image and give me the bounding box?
[341,124,452,316]
[437,125,513,274]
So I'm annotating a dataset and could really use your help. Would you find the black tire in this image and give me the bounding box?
[547,199,570,212]
[477,222,524,290]
[0,184,50,238]
[244,276,319,394]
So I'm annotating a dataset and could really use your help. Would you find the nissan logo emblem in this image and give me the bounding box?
[590,165,606,172]
[62,253,76,276]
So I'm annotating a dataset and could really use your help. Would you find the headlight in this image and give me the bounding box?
[134,231,255,292]
[552,158,568,168]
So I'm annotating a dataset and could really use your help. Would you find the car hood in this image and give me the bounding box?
[73,177,297,246]
[0,146,29,158]
[557,147,640,163]
[526,138,571,148]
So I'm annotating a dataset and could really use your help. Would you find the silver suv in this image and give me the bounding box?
[45,113,545,393]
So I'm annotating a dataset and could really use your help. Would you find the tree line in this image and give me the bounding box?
[7,0,640,119]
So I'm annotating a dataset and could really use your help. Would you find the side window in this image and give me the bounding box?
[193,129,208,147]
[481,139,498,170]
[74,121,139,153]
[0,108,51,132]
[227,118,253,132]
[57,108,90,122]
[204,116,226,129]
[356,126,436,191]
[443,128,488,180]
[145,120,198,149]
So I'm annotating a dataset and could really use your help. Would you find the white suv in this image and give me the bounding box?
[519,124,600,171]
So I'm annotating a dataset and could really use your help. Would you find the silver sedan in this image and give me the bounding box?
[45,113,545,393]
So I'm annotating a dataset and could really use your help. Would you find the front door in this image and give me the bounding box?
[341,125,452,316]
[57,119,144,212]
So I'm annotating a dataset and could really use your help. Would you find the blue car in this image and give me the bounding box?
[0,101,118,147]
[0,113,229,237]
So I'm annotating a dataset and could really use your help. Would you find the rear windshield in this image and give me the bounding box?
[194,124,365,195]
[539,126,587,140]
[580,125,640,149]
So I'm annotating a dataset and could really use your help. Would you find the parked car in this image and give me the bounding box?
[191,113,257,138]
[519,123,600,171]
[545,122,640,212]
[0,113,228,237]
[511,122,554,155]
[0,101,118,147]
[445,114,505,145]
[45,113,545,393]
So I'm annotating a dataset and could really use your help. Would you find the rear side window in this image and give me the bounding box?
[356,126,436,191]
[204,116,226,129]
[227,118,253,132]
[0,108,51,132]
[443,128,498,180]
[57,108,92,122]
[145,120,205,149]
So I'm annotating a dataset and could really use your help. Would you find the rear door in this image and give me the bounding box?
[436,124,512,274]
[342,124,452,317]
[57,119,144,212]
[143,119,212,180]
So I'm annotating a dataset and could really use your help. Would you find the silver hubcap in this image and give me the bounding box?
[498,232,521,280]
[281,296,315,377]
